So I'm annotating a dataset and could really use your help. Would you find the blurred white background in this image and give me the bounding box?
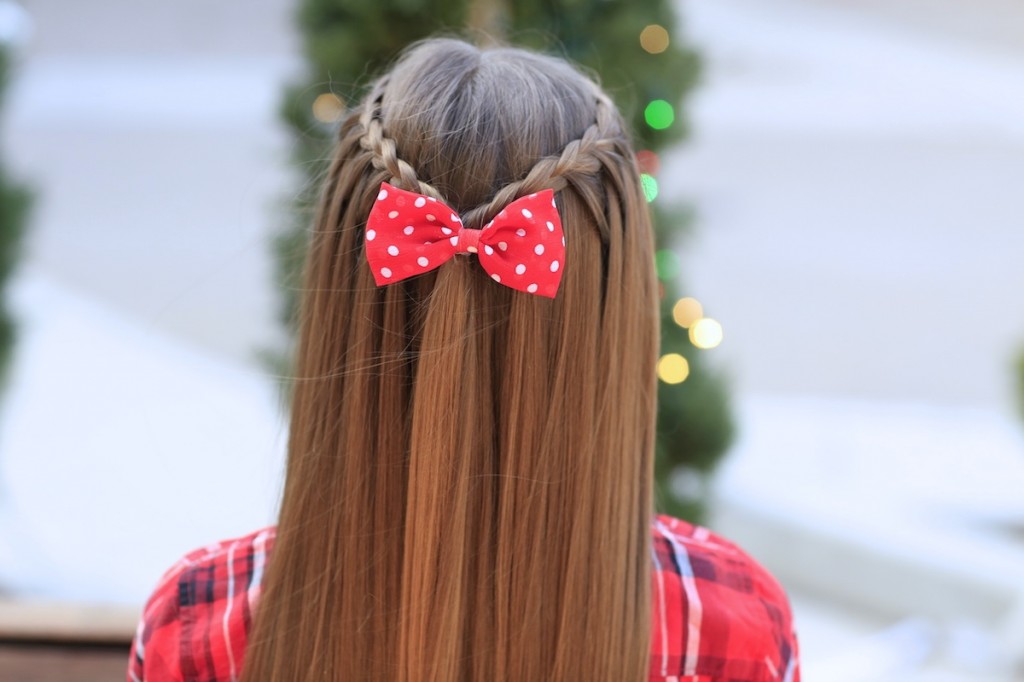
[1,0,1023,679]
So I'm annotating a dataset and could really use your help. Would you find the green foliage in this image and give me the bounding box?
[648,197,734,523]
[503,0,700,150]
[285,1,468,167]
[270,2,471,345]
[0,47,31,391]
[654,311,734,522]
[272,0,733,521]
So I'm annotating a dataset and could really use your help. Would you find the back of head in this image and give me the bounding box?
[243,38,659,682]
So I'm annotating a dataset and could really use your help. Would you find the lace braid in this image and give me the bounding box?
[358,79,447,201]
[460,91,621,228]
[358,81,623,228]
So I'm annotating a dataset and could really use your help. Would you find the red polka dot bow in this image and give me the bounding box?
[365,182,565,298]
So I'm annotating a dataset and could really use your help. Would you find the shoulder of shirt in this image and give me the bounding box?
[141,527,277,616]
[172,526,277,575]
[131,528,278,679]
[649,513,800,680]
[651,512,789,597]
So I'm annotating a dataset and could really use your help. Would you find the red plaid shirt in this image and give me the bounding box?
[128,514,800,681]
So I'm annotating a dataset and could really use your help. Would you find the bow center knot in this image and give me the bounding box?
[455,228,483,254]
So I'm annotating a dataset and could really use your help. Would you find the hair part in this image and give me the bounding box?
[242,38,659,682]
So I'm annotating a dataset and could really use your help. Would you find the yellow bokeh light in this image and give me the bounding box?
[657,353,690,384]
[689,318,723,349]
[640,24,671,54]
[672,297,703,328]
[312,93,345,123]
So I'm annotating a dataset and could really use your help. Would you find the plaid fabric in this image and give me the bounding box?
[128,514,799,682]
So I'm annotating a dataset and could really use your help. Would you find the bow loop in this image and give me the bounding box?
[365,183,564,298]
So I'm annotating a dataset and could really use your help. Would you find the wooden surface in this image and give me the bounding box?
[0,599,136,680]
[0,642,129,681]
[0,600,137,644]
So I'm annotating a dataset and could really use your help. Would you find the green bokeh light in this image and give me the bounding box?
[644,99,675,130]
[655,249,681,281]
[640,173,659,202]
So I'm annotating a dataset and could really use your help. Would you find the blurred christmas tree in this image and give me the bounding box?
[272,0,734,521]
[0,41,31,391]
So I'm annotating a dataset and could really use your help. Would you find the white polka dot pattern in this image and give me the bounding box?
[365,182,565,297]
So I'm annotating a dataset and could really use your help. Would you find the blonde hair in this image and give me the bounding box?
[242,38,659,682]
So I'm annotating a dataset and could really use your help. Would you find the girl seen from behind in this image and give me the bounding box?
[128,38,800,682]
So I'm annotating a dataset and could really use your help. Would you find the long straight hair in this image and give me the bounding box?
[242,38,659,682]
